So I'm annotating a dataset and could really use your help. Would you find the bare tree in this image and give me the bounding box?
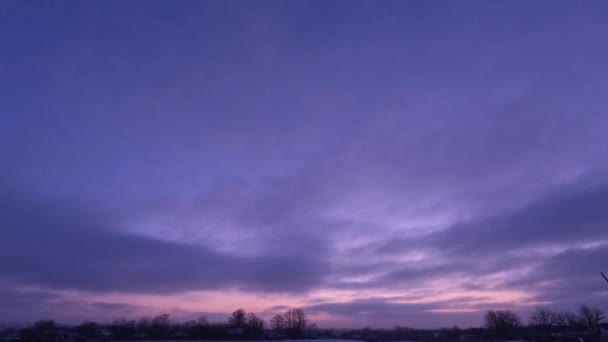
[557,310,581,328]
[602,272,608,284]
[108,319,136,340]
[229,309,247,328]
[577,305,605,342]
[529,307,559,341]
[284,308,308,338]
[246,313,264,336]
[31,320,58,340]
[150,314,171,339]
[529,306,560,328]
[484,310,521,338]
[76,321,101,340]
[270,314,286,331]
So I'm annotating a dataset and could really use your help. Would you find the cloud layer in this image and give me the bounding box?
[1,0,608,327]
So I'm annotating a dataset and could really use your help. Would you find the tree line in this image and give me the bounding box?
[2,305,606,342]
[7,308,317,342]
[483,305,606,342]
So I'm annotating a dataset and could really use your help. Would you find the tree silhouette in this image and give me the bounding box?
[76,321,101,340]
[529,307,560,342]
[150,314,171,339]
[557,310,582,329]
[270,314,286,331]
[245,313,264,336]
[284,308,308,338]
[228,309,247,329]
[22,320,58,342]
[529,306,559,328]
[9,305,606,342]
[484,310,521,338]
[577,305,605,342]
[108,319,137,340]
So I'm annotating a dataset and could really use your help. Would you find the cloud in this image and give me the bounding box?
[325,179,608,308]
[503,245,608,308]
[0,191,330,294]
[2,0,608,327]
[0,287,148,323]
[423,180,608,257]
[0,288,62,322]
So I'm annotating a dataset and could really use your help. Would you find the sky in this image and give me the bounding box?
[1,0,608,329]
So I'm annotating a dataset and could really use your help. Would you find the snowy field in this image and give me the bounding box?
[123,340,370,342]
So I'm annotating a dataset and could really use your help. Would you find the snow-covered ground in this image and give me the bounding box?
[127,340,369,342]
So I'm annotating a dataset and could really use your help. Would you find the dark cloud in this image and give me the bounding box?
[0,288,61,322]
[371,179,608,259]
[0,288,58,310]
[0,191,329,294]
[0,288,147,323]
[502,245,608,308]
[425,181,608,257]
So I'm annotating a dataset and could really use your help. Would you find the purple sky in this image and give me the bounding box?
[1,0,608,328]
